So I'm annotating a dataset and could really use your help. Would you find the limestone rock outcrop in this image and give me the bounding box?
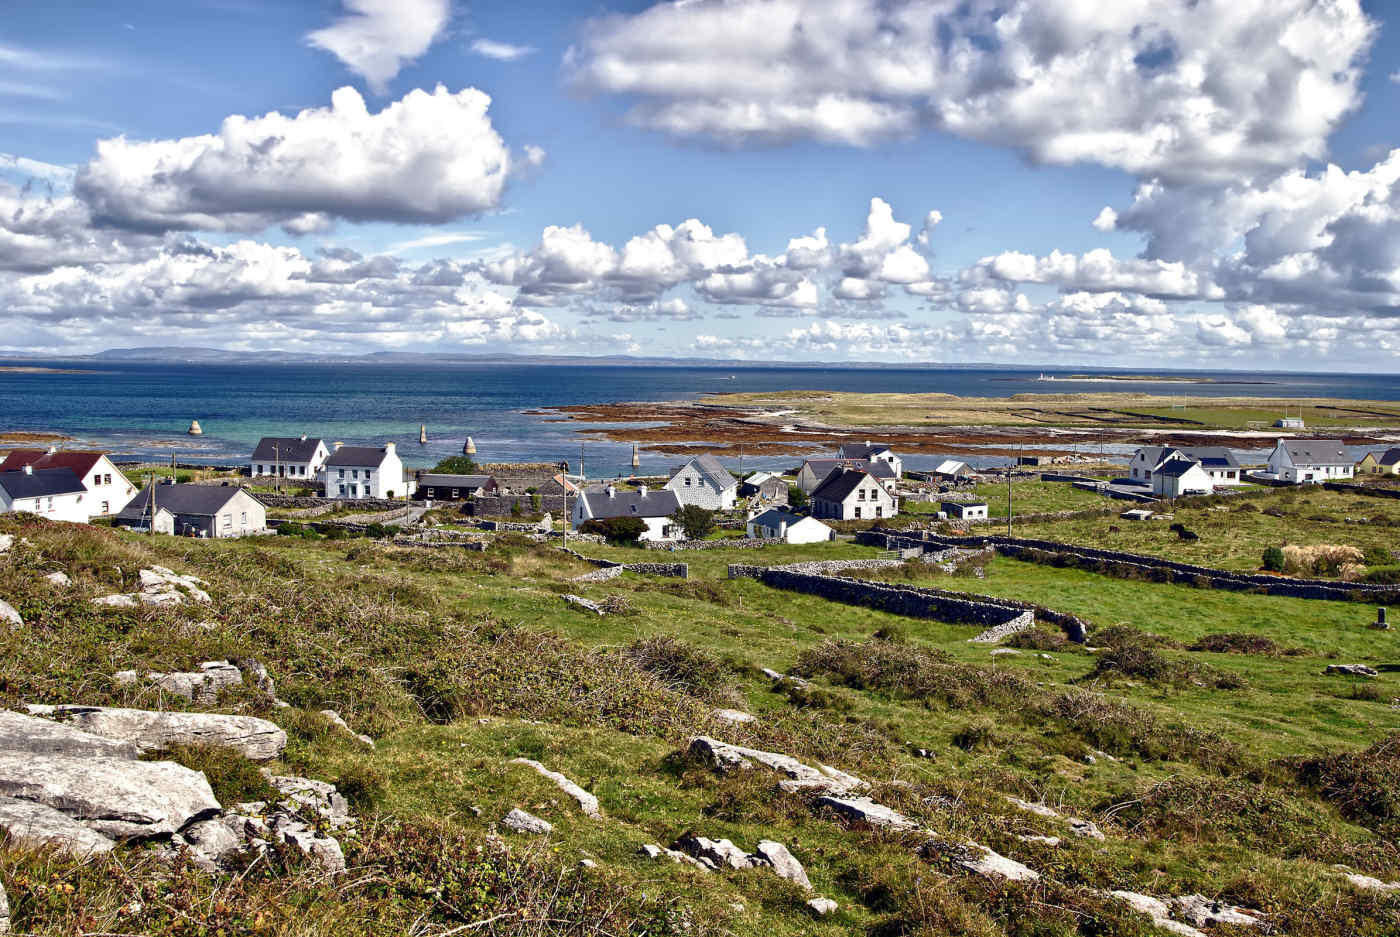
[27,705,286,761]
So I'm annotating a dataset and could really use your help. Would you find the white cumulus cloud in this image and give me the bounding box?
[307,0,451,93]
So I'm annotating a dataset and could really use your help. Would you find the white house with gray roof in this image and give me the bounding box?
[1265,439,1354,484]
[746,507,834,544]
[0,466,90,523]
[665,454,738,509]
[249,435,329,481]
[572,484,682,541]
[1129,445,1243,487]
[321,442,411,499]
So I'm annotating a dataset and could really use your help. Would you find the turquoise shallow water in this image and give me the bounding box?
[1,361,1396,476]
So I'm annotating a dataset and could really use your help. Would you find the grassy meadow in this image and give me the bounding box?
[2,513,1399,936]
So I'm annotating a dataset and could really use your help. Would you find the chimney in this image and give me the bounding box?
[384,442,397,455]
[606,485,616,498]
[638,485,648,496]
[334,441,343,451]
[864,440,871,447]
[300,434,307,441]
[22,464,32,475]
[46,446,57,455]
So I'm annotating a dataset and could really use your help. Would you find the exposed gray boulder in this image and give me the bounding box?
[1016,834,1062,847]
[673,833,760,870]
[509,758,600,818]
[0,752,219,839]
[1326,664,1379,677]
[43,571,71,587]
[711,708,757,725]
[149,661,242,705]
[688,736,865,795]
[1005,796,1105,840]
[320,710,375,748]
[174,814,248,871]
[1343,871,1400,893]
[274,818,347,874]
[91,594,138,608]
[806,897,839,916]
[562,594,604,615]
[0,599,20,628]
[920,839,1040,882]
[0,796,116,857]
[265,775,351,826]
[1171,895,1265,930]
[28,705,286,761]
[1110,891,1206,937]
[501,808,552,835]
[0,876,8,934]
[0,533,13,554]
[755,840,811,890]
[0,710,137,758]
[640,842,711,871]
[816,795,919,832]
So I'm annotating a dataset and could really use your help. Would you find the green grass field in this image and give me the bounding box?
[2,514,1398,936]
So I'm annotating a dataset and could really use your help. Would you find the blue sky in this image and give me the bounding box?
[3,0,1400,368]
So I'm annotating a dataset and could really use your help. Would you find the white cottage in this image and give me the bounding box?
[1151,455,1214,498]
[250,436,329,481]
[116,483,267,538]
[1129,446,1242,486]
[0,466,90,523]
[810,468,899,521]
[835,442,903,477]
[322,442,410,499]
[0,448,136,517]
[665,454,738,509]
[572,485,682,542]
[1265,439,1354,484]
[941,501,988,521]
[746,508,835,544]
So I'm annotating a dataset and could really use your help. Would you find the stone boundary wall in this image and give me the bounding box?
[558,547,688,579]
[476,518,550,533]
[258,494,414,511]
[727,564,1036,633]
[857,528,1400,602]
[642,536,781,551]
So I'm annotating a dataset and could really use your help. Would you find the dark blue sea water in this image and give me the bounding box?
[1,360,1397,476]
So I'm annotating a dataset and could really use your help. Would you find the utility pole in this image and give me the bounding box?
[273,443,281,494]
[1006,461,1012,537]
[562,478,569,548]
[579,442,585,482]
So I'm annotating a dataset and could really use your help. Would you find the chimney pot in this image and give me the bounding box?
[334,441,343,450]
[385,442,396,454]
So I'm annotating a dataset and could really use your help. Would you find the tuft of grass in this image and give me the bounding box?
[792,639,1033,709]
[1287,734,1400,829]
[147,743,277,805]
[623,635,729,702]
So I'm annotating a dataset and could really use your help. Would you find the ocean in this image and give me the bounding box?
[2,360,1397,476]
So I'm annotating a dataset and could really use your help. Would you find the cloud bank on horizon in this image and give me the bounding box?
[1,0,1399,367]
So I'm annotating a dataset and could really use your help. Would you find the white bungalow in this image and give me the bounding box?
[571,485,682,542]
[835,441,903,477]
[1265,439,1354,484]
[1129,446,1243,486]
[665,454,738,509]
[322,442,411,499]
[746,507,834,544]
[249,436,329,481]
[941,501,988,521]
[0,448,136,516]
[1151,455,1214,498]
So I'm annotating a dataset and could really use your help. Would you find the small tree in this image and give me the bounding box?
[510,500,523,517]
[581,517,646,545]
[787,485,808,510]
[530,492,543,513]
[1262,545,1285,572]
[671,504,716,540]
[432,456,479,474]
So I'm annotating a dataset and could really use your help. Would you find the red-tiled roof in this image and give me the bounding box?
[0,449,105,477]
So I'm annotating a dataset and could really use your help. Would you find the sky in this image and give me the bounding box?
[3,0,1400,368]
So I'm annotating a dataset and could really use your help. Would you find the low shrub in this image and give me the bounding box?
[1361,565,1400,584]
[1086,645,1247,690]
[1034,689,1245,770]
[1283,543,1365,577]
[1005,626,1069,651]
[792,639,1033,710]
[1262,545,1285,572]
[1188,632,1284,655]
[1090,625,1182,649]
[623,635,728,702]
[1287,733,1400,827]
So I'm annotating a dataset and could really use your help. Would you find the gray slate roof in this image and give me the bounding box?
[1376,448,1400,466]
[803,457,893,481]
[1156,456,1203,478]
[1282,439,1350,466]
[324,446,392,467]
[675,454,737,491]
[117,483,251,519]
[580,487,681,519]
[836,442,893,460]
[0,467,86,499]
[811,468,877,502]
[750,507,807,528]
[1138,445,1240,469]
[250,437,324,462]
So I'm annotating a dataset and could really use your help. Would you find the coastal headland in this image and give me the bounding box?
[548,390,1400,458]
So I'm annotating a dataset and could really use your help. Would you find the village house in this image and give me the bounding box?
[933,459,975,481]
[835,441,903,477]
[1265,439,1354,484]
[322,442,412,499]
[1128,446,1243,486]
[572,484,682,542]
[796,457,898,495]
[0,448,136,516]
[1151,454,1215,498]
[0,466,90,523]
[810,468,899,521]
[1356,448,1400,475]
[414,473,498,502]
[115,483,267,538]
[739,471,788,504]
[665,454,738,509]
[941,501,988,521]
[746,507,834,544]
[249,436,329,481]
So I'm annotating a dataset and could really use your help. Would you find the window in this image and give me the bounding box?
[257,464,264,474]
[857,489,865,500]
[338,469,345,479]
[240,512,247,525]
[101,501,109,513]
[104,474,111,485]
[875,506,883,518]
[93,473,101,486]
[853,506,862,519]
[451,489,459,498]
[222,513,231,528]
[684,477,691,486]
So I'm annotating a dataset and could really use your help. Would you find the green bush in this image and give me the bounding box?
[580,516,646,545]
[431,456,479,474]
[623,635,728,701]
[1262,545,1285,571]
[787,485,808,510]
[670,504,716,540]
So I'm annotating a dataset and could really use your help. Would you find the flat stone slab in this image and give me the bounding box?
[0,796,116,857]
[501,807,552,835]
[712,708,757,724]
[756,839,811,890]
[641,842,711,871]
[0,752,220,839]
[0,599,20,628]
[1344,872,1400,893]
[816,795,919,831]
[0,710,138,759]
[28,705,286,761]
[91,594,139,608]
[149,661,243,705]
[689,736,865,795]
[509,758,600,818]
[1326,663,1379,677]
[806,897,838,916]
[1172,895,1265,929]
[1109,891,1207,937]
